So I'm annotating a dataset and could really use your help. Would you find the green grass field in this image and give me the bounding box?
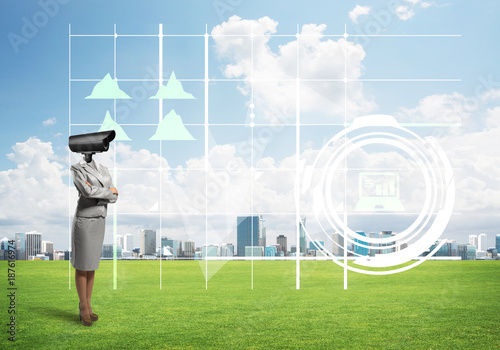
[1,260,499,349]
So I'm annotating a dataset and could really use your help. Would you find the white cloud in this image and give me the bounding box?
[395,5,416,20]
[394,0,436,20]
[1,138,68,230]
[396,92,473,125]
[42,117,57,126]
[211,15,376,123]
[396,88,500,213]
[349,5,371,24]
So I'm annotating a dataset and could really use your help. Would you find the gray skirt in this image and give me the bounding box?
[71,216,106,271]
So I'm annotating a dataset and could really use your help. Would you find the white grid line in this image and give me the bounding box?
[69,33,461,38]
[113,23,118,290]
[159,23,164,290]
[343,24,348,290]
[68,24,72,290]
[250,24,255,291]
[295,24,301,290]
[204,26,209,290]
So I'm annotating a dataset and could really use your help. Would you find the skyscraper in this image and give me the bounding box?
[15,232,26,260]
[101,244,113,258]
[496,234,500,253]
[299,217,306,255]
[140,229,156,256]
[42,241,53,254]
[161,237,182,258]
[332,232,344,256]
[277,235,287,256]
[237,216,259,257]
[259,216,266,248]
[458,244,476,260]
[184,240,195,258]
[116,235,124,248]
[469,234,478,248]
[478,233,487,252]
[220,243,234,257]
[26,231,42,258]
[124,233,133,252]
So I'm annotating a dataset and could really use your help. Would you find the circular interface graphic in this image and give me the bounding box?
[298,115,455,275]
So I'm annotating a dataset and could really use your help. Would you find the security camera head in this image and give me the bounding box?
[69,130,116,163]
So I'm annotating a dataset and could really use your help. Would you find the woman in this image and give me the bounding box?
[71,157,118,326]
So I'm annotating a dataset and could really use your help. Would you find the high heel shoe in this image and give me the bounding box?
[90,312,98,322]
[79,303,92,326]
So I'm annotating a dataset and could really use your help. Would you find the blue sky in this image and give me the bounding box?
[1,0,500,251]
[1,0,498,166]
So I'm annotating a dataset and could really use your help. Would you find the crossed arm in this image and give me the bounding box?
[85,181,118,195]
[71,167,118,204]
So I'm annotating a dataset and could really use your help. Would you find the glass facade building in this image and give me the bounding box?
[15,232,26,260]
[237,216,259,257]
[354,231,369,256]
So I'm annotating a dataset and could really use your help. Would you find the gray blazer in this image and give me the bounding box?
[71,159,117,217]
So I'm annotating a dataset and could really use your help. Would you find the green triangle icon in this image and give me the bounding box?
[149,109,196,141]
[98,111,131,141]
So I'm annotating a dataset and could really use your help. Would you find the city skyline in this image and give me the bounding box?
[3,222,499,261]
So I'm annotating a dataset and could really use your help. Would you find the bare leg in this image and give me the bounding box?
[75,269,90,318]
[86,270,95,314]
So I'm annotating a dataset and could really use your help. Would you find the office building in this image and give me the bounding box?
[458,244,476,260]
[102,244,113,258]
[245,246,264,257]
[0,237,10,260]
[496,234,500,253]
[299,218,306,255]
[486,248,498,259]
[184,240,195,258]
[379,231,395,254]
[276,235,287,256]
[354,231,369,256]
[309,241,325,251]
[220,243,234,257]
[332,232,344,256]
[124,233,134,252]
[26,231,42,258]
[100,244,123,259]
[53,251,65,261]
[202,244,219,258]
[140,229,156,256]
[0,237,10,250]
[259,216,266,248]
[42,241,53,254]
[15,232,26,260]
[478,233,487,252]
[368,232,379,256]
[116,235,124,248]
[265,246,276,257]
[469,234,478,248]
[41,241,54,260]
[237,216,259,257]
[161,237,182,258]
